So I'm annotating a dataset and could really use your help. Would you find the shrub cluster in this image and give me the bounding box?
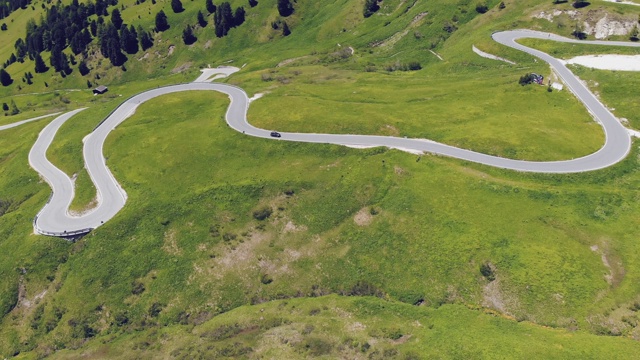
[384,61,422,72]
[480,262,496,281]
[252,206,272,221]
[518,73,535,86]
[363,0,380,18]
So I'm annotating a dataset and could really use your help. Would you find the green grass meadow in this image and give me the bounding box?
[2,0,640,357]
[4,90,640,356]
[46,296,640,359]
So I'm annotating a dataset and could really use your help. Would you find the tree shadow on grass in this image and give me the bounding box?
[572,1,591,9]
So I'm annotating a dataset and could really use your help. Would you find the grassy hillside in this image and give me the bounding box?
[3,89,640,357]
[45,296,640,359]
[1,0,640,358]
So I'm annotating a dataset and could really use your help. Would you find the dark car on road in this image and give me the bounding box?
[270,131,281,138]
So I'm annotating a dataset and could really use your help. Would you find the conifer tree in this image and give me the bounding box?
[197,10,207,27]
[171,0,184,13]
[363,0,379,18]
[214,2,232,37]
[111,8,123,28]
[0,68,12,86]
[138,26,154,50]
[277,0,293,17]
[182,24,197,44]
[49,46,71,74]
[107,37,126,66]
[79,61,90,75]
[24,71,33,84]
[155,10,169,31]
[34,53,48,73]
[120,25,139,54]
[233,6,245,27]
[205,0,216,13]
[10,100,19,115]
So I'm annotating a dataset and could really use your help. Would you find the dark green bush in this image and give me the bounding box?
[253,206,272,220]
[480,262,496,281]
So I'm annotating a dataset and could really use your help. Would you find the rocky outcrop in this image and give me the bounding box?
[583,14,637,39]
[533,9,638,39]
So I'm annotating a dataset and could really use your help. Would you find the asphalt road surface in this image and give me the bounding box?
[27,30,640,236]
[0,112,61,131]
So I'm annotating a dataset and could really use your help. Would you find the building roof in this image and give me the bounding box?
[94,85,108,93]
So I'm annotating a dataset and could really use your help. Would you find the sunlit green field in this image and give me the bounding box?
[48,296,640,359]
[245,64,603,161]
[4,91,640,357]
[2,0,640,357]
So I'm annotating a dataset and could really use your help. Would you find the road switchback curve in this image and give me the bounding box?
[26,30,640,236]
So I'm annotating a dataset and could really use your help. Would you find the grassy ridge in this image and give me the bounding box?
[47,295,640,359]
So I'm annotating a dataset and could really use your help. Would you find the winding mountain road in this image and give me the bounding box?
[0,112,61,131]
[22,30,640,237]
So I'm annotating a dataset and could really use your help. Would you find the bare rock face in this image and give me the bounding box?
[583,15,637,39]
[533,8,638,39]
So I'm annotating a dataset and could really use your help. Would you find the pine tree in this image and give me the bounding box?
[0,68,12,86]
[120,25,130,50]
[111,8,123,28]
[248,0,257,7]
[34,53,48,73]
[277,0,293,17]
[155,10,169,31]
[205,0,216,14]
[90,20,98,36]
[182,24,197,44]
[50,46,65,72]
[363,0,379,18]
[233,6,245,27]
[2,103,8,111]
[128,25,138,51]
[83,29,93,45]
[138,26,154,51]
[197,10,207,27]
[79,61,90,75]
[171,0,184,13]
[10,100,19,115]
[100,23,119,59]
[120,25,139,54]
[70,32,86,55]
[282,21,290,36]
[214,2,233,37]
[107,37,126,66]
[14,38,27,61]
